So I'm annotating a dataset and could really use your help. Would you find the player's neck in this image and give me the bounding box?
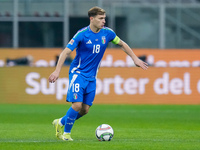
[89,25,101,33]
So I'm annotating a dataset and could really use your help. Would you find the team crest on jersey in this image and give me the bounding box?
[102,36,106,44]
[73,93,78,100]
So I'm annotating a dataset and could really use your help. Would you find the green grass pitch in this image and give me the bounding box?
[0,104,200,150]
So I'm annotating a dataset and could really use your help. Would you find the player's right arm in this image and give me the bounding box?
[49,47,72,83]
[49,28,84,83]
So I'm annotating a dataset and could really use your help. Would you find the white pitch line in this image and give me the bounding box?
[0,140,61,143]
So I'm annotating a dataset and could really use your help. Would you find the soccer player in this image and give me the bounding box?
[49,6,148,141]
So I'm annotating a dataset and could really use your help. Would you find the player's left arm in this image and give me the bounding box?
[112,36,148,70]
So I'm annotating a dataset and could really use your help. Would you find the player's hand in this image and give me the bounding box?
[49,71,59,83]
[134,58,148,70]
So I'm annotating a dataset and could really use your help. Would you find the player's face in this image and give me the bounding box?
[91,14,106,29]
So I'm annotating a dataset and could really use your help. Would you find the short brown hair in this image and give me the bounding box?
[88,6,106,17]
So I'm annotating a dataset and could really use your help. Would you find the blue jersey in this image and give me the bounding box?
[66,26,117,81]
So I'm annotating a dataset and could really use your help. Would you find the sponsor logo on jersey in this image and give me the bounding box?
[69,39,74,45]
[86,40,92,44]
[102,36,106,44]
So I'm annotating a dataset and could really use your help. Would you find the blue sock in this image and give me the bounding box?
[61,110,82,125]
[63,107,79,133]
[61,116,66,125]
[60,107,77,125]
[76,113,83,120]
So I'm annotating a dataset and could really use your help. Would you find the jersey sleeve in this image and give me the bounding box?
[66,31,83,51]
[107,27,120,45]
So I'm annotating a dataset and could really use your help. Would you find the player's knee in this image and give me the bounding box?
[72,102,82,111]
[80,108,89,115]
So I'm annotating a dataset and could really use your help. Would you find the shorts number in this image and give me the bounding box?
[72,83,79,92]
[93,44,100,53]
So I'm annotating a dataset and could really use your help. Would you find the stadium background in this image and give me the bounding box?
[0,0,200,104]
[0,1,200,150]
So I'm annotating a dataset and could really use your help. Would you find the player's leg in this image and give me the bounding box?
[61,102,82,141]
[53,94,82,139]
[76,103,91,120]
[59,91,94,139]
[54,102,82,141]
[61,73,87,141]
[76,81,96,120]
[53,73,76,140]
[63,102,82,133]
[52,104,80,140]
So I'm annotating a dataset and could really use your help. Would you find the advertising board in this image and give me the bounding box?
[0,67,199,104]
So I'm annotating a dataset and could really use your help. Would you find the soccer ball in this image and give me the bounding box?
[95,124,114,141]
